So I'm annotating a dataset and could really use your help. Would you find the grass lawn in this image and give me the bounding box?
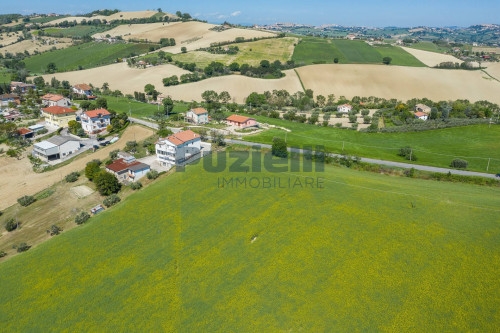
[172,37,297,67]
[374,44,426,67]
[0,71,11,83]
[24,42,152,74]
[0,153,498,331]
[242,115,500,172]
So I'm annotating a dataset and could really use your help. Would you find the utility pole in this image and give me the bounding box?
[285,132,287,143]
[410,149,413,161]
[486,158,490,171]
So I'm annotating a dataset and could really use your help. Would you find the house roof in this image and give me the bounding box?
[414,112,427,117]
[128,162,150,172]
[0,94,19,100]
[42,106,76,115]
[74,83,92,91]
[226,114,254,123]
[339,104,352,108]
[163,130,201,146]
[10,81,35,88]
[190,107,208,115]
[42,93,66,102]
[34,141,57,150]
[84,109,111,118]
[17,128,32,135]
[106,158,142,173]
[415,104,431,111]
[47,135,79,146]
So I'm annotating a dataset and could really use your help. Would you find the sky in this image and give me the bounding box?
[2,0,499,27]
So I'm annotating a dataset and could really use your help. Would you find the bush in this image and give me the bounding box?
[130,181,143,190]
[272,137,288,158]
[85,161,101,180]
[0,250,6,258]
[94,171,121,196]
[103,194,121,208]
[49,225,62,236]
[17,195,35,207]
[75,211,90,225]
[147,170,159,180]
[450,159,468,169]
[65,171,80,183]
[5,218,18,232]
[16,242,30,253]
[398,146,417,161]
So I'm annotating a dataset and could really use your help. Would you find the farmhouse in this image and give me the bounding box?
[81,108,111,134]
[415,104,431,113]
[41,106,77,128]
[72,83,96,99]
[0,94,20,107]
[105,152,150,182]
[337,104,353,113]
[10,82,35,95]
[41,93,71,107]
[17,128,34,139]
[156,130,202,167]
[414,112,429,120]
[225,114,257,128]
[32,135,80,161]
[186,107,209,124]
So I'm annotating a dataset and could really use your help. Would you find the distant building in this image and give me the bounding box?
[337,104,353,113]
[414,112,429,121]
[225,114,257,128]
[155,130,202,168]
[81,109,111,134]
[185,107,209,124]
[32,135,80,161]
[105,152,151,182]
[415,104,431,114]
[0,94,20,107]
[72,83,96,99]
[41,106,77,128]
[42,93,71,107]
[17,128,34,139]
[10,82,35,95]
[346,34,356,40]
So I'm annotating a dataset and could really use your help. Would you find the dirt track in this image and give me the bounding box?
[0,126,153,210]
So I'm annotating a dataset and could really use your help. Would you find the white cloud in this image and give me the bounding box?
[231,11,242,17]
[217,14,228,19]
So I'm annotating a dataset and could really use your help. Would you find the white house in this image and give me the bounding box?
[186,107,209,124]
[414,112,429,120]
[41,93,71,107]
[156,130,202,167]
[105,152,150,182]
[337,104,353,113]
[72,83,96,99]
[32,135,80,161]
[81,109,111,134]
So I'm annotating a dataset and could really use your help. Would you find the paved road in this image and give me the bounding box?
[226,139,498,179]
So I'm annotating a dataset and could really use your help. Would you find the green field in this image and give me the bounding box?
[292,37,425,66]
[34,25,113,38]
[24,42,152,74]
[406,41,450,54]
[0,154,498,331]
[243,115,500,172]
[76,96,189,119]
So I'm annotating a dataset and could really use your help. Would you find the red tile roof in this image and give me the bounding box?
[84,109,111,118]
[74,83,92,91]
[106,158,141,173]
[17,128,32,135]
[226,114,253,123]
[190,107,208,115]
[41,106,76,115]
[42,93,65,102]
[414,112,427,117]
[163,130,201,146]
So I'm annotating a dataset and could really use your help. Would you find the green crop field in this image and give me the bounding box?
[24,42,152,74]
[34,25,113,38]
[406,41,451,54]
[292,37,425,66]
[0,154,498,331]
[242,115,500,173]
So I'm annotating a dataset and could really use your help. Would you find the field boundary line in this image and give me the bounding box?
[294,68,306,93]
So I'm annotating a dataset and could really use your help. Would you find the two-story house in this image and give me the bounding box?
[81,109,111,134]
[72,83,96,99]
[156,130,201,168]
[186,107,209,124]
[10,82,35,95]
[42,93,71,107]
[337,104,353,113]
[41,106,77,128]
[0,94,20,107]
[105,152,151,182]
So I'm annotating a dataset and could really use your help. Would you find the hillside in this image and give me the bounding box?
[0,154,498,331]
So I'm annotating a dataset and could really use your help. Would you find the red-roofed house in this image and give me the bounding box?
[105,152,150,182]
[42,93,70,107]
[0,94,20,107]
[155,130,202,167]
[41,106,77,128]
[72,83,96,99]
[186,107,209,124]
[337,104,353,113]
[17,128,34,139]
[225,114,257,128]
[81,109,111,134]
[414,112,428,120]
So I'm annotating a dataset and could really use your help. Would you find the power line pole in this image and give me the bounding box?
[410,149,413,161]
[486,158,490,172]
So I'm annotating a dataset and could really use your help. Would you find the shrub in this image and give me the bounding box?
[348,114,357,123]
[17,195,35,207]
[147,170,159,180]
[0,250,6,258]
[398,146,417,161]
[75,211,90,225]
[49,225,62,236]
[272,137,288,158]
[16,242,30,253]
[130,181,143,190]
[85,161,101,180]
[65,172,80,183]
[450,159,468,169]
[5,218,18,232]
[103,194,121,208]
[94,171,121,196]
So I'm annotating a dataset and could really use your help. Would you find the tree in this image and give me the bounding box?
[85,161,101,180]
[272,137,288,158]
[46,62,57,73]
[6,149,19,159]
[49,225,62,236]
[348,114,357,123]
[398,146,417,161]
[95,97,107,109]
[17,243,30,253]
[382,57,392,65]
[94,170,121,196]
[201,90,218,104]
[162,96,174,115]
[229,62,240,71]
[17,195,35,207]
[79,101,91,110]
[75,211,90,225]
[5,218,18,232]
[181,47,187,53]
[101,82,109,91]
[103,194,121,207]
[450,159,468,169]
[316,95,326,107]
[218,91,231,104]
[144,84,155,96]
[33,76,45,88]
[430,107,439,120]
[334,58,339,63]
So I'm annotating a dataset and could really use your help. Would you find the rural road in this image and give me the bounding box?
[226,139,498,179]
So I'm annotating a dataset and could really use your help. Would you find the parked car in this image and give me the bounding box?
[496,173,500,178]
[99,140,109,147]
